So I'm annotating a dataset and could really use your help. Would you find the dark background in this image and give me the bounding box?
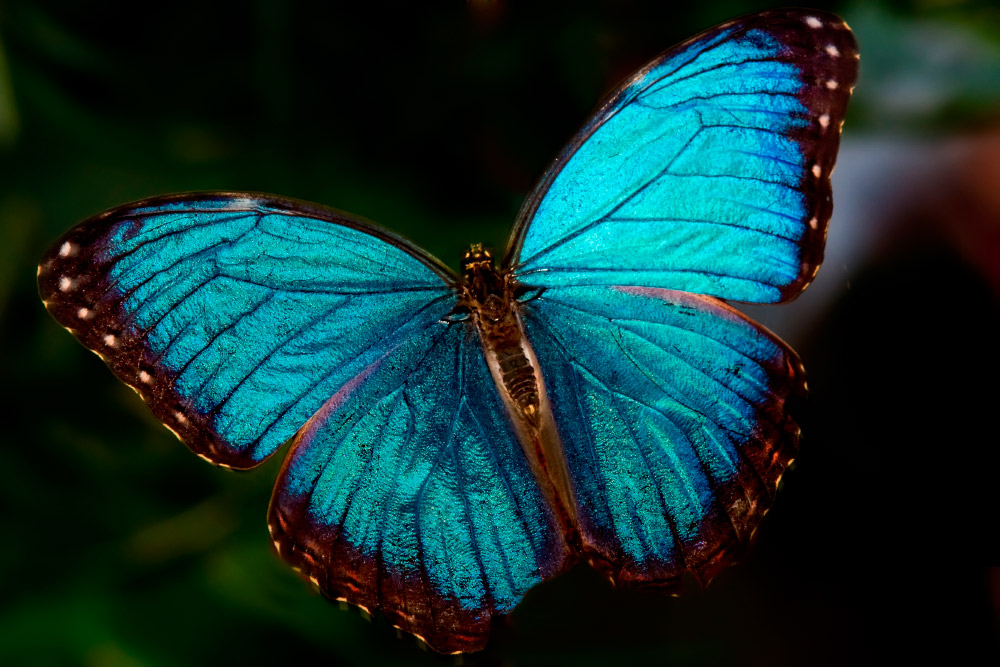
[2,1,999,665]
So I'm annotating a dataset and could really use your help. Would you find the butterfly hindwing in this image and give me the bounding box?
[269,320,571,653]
[522,285,805,586]
[508,9,858,304]
[38,193,456,469]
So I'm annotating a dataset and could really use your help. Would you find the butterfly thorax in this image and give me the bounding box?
[459,244,509,320]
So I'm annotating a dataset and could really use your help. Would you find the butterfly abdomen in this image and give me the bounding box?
[491,329,541,425]
[476,306,579,533]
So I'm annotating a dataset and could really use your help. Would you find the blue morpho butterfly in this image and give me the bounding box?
[38,9,857,654]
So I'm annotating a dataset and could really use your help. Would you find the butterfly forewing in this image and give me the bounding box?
[507,9,858,304]
[38,193,456,469]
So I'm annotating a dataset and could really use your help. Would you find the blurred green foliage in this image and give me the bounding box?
[2,1,999,666]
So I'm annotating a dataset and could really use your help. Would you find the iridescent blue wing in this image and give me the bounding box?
[37,193,456,469]
[507,9,858,303]
[522,286,804,586]
[269,320,570,654]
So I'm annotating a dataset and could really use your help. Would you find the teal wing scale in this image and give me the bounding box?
[37,193,456,469]
[508,9,858,304]
[269,321,571,653]
[521,285,805,586]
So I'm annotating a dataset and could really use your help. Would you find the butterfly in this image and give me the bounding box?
[37,9,857,654]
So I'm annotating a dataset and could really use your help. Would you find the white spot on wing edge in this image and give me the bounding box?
[811,164,822,178]
[809,217,819,230]
[138,370,152,383]
[77,307,91,319]
[805,16,823,29]
[826,79,839,90]
[819,114,830,129]
[103,334,118,347]
[59,241,74,257]
[59,276,73,292]
[825,44,840,57]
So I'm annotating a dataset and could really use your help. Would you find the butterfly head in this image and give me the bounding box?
[460,243,502,297]
[461,243,494,273]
